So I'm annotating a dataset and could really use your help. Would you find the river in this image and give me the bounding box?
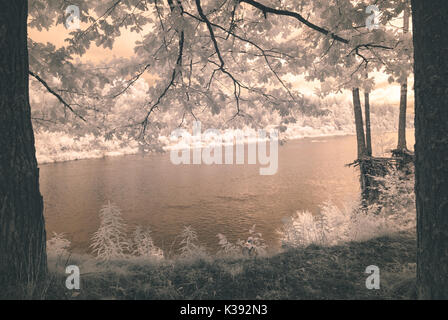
[40,134,369,254]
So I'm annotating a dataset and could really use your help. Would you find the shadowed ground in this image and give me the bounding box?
[32,232,416,300]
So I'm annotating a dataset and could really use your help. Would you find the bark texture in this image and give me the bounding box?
[411,0,448,299]
[0,0,47,291]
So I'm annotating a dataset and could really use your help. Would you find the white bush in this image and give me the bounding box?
[179,226,208,260]
[242,225,267,256]
[280,183,416,249]
[217,233,242,257]
[47,232,71,258]
[90,201,129,261]
[131,226,164,261]
[217,225,267,257]
[374,167,415,217]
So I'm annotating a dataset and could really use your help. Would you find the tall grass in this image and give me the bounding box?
[279,167,416,248]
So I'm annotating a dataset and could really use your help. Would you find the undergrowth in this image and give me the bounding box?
[35,166,417,300]
[41,233,416,300]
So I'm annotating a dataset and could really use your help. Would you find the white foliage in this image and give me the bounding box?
[47,232,71,258]
[242,225,267,256]
[90,201,129,261]
[372,167,416,230]
[179,226,207,260]
[217,233,242,257]
[131,226,164,261]
[280,187,415,248]
[217,225,267,257]
[280,210,328,247]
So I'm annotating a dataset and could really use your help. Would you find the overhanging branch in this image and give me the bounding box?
[238,0,349,44]
[29,71,87,122]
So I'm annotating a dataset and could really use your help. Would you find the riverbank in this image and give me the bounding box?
[34,129,354,165]
[34,100,414,164]
[35,232,416,300]
[34,129,408,165]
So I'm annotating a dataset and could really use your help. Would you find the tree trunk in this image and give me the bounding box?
[352,88,367,159]
[0,0,47,295]
[397,5,410,151]
[411,0,448,299]
[352,88,373,203]
[397,81,408,150]
[364,91,372,156]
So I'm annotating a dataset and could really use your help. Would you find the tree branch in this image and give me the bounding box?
[29,71,87,122]
[238,0,349,44]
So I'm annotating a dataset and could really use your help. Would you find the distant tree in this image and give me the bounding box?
[352,88,367,159]
[397,4,410,151]
[364,89,372,156]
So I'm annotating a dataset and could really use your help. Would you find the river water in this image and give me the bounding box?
[40,134,366,254]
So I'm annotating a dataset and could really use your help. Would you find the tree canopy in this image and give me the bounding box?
[28,0,411,150]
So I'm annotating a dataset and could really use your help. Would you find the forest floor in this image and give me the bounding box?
[35,231,417,300]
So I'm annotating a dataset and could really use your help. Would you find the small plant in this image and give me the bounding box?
[47,232,71,258]
[280,181,416,249]
[179,226,207,259]
[279,200,384,248]
[241,225,267,256]
[217,225,267,257]
[217,233,242,257]
[280,210,327,248]
[131,226,164,260]
[374,167,415,218]
[90,201,129,261]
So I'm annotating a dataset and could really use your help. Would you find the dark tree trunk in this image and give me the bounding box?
[0,0,47,294]
[364,91,372,156]
[397,81,408,150]
[352,88,367,159]
[352,88,373,203]
[411,0,448,299]
[397,5,410,151]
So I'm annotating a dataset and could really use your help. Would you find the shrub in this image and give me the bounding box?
[90,201,129,260]
[131,226,164,261]
[217,225,267,257]
[280,183,416,249]
[373,167,415,218]
[47,232,71,258]
[179,226,208,260]
[242,225,267,256]
[217,233,242,257]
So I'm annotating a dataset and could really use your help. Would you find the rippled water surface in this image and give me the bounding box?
[41,135,366,253]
